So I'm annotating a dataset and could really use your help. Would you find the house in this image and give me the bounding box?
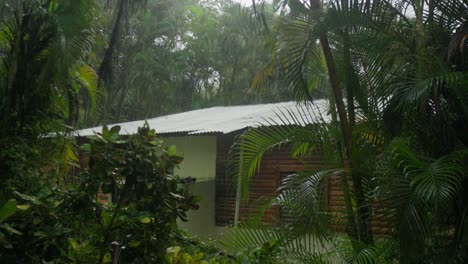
[74,100,348,238]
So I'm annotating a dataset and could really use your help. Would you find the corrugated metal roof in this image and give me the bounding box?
[73,99,331,137]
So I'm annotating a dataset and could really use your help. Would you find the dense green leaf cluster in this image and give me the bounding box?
[95,0,293,125]
[0,0,467,263]
[225,0,468,263]
[0,125,203,263]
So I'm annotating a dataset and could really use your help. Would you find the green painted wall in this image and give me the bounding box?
[162,135,216,180]
[162,135,224,239]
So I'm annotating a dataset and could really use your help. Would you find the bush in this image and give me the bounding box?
[0,124,200,263]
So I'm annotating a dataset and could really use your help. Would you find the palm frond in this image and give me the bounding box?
[375,139,467,261]
[429,0,467,32]
[220,215,336,263]
[72,64,99,112]
[276,170,342,239]
[391,143,465,206]
[220,223,285,255]
[227,100,336,197]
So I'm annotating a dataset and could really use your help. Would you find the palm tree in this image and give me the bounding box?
[223,0,468,262]
[0,0,99,135]
[0,0,99,184]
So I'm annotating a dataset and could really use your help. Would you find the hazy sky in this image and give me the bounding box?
[234,0,272,6]
[236,0,253,5]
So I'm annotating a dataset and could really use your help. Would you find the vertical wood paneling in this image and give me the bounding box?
[213,133,390,235]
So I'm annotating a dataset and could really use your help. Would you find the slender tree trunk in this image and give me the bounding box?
[319,35,352,157]
[343,29,374,244]
[328,92,358,240]
[320,34,363,242]
[99,0,127,123]
[415,0,426,112]
[227,59,238,105]
[343,34,355,131]
[313,0,373,244]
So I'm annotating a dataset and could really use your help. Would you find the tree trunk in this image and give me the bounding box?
[319,35,353,158]
[314,0,373,244]
[320,33,362,241]
[343,29,374,244]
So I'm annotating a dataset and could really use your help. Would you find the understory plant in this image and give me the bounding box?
[0,124,201,263]
[221,0,468,263]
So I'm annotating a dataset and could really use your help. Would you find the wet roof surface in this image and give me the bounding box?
[73,100,331,136]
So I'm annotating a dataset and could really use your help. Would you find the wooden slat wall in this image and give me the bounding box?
[215,133,237,225]
[215,134,330,226]
[215,134,391,235]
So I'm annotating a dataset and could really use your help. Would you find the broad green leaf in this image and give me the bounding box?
[33,231,47,237]
[149,140,159,146]
[0,224,22,235]
[14,192,40,205]
[16,204,30,211]
[109,125,121,134]
[170,192,184,199]
[54,200,64,207]
[194,252,204,261]
[75,64,98,110]
[103,252,112,263]
[128,240,141,248]
[48,0,59,13]
[80,143,91,152]
[109,126,121,142]
[101,211,112,226]
[0,200,16,223]
[102,126,110,141]
[182,253,192,263]
[69,238,79,250]
[139,217,151,224]
[65,144,79,163]
[166,246,181,255]
[167,145,177,156]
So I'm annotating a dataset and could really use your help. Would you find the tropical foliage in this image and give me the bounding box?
[0,0,98,132]
[0,0,280,259]
[225,0,468,263]
[0,124,203,262]
[0,0,466,263]
[93,0,292,125]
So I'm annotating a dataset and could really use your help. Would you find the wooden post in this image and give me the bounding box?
[234,173,241,227]
[234,137,244,227]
